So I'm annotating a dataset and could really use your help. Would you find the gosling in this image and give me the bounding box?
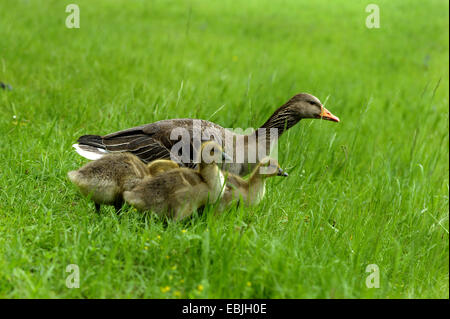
[147,159,179,176]
[123,141,229,220]
[68,154,179,213]
[219,157,288,212]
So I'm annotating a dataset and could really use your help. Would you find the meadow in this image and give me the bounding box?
[0,0,448,298]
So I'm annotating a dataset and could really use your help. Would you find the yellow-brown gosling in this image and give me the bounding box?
[146,159,179,176]
[123,141,229,220]
[218,157,288,212]
[68,154,178,213]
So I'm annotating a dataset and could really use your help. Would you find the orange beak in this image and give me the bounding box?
[319,106,340,122]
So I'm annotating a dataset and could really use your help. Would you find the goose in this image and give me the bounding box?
[218,157,288,212]
[73,93,339,176]
[68,154,179,213]
[123,141,229,220]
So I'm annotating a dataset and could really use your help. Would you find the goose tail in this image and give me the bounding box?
[73,135,109,160]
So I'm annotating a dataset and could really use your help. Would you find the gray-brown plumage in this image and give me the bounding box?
[68,154,179,213]
[123,141,228,220]
[219,158,288,212]
[73,93,340,176]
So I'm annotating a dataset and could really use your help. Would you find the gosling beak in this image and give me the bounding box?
[319,106,340,122]
[277,167,289,177]
[222,151,232,162]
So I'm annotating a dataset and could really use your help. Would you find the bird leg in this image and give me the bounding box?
[114,199,124,215]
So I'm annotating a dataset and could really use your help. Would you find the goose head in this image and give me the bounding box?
[283,93,340,122]
[254,157,288,177]
[261,93,340,132]
[199,141,231,166]
[147,159,179,176]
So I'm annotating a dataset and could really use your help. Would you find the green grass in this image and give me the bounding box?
[0,0,448,298]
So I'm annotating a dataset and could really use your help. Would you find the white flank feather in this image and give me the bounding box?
[72,143,108,160]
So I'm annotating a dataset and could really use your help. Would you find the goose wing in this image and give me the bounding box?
[75,121,186,164]
[74,119,226,167]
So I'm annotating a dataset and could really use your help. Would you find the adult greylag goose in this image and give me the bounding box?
[123,141,229,220]
[74,93,339,176]
[68,154,179,213]
[218,157,288,212]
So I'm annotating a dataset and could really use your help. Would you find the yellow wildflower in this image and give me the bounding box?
[160,286,171,293]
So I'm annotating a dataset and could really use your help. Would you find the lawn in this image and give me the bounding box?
[0,0,448,298]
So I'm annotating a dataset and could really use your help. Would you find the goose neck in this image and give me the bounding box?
[247,169,267,204]
[199,163,225,200]
[259,106,301,136]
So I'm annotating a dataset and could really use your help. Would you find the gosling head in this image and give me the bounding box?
[147,160,179,176]
[255,157,288,177]
[199,141,231,166]
[284,93,340,122]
